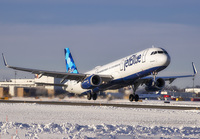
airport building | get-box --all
[185,88,200,95]
[0,76,65,98]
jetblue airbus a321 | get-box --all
[2,47,197,102]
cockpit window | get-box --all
[163,50,168,54]
[151,50,167,55]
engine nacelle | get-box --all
[145,78,165,92]
[81,75,102,89]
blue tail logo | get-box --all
[64,48,79,74]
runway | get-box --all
[0,99,199,110]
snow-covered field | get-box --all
[0,99,200,138]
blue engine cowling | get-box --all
[81,75,102,89]
[145,78,165,92]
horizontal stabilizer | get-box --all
[35,82,68,87]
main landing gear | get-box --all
[129,84,140,102]
[129,94,139,102]
[87,92,97,100]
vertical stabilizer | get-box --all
[64,48,79,74]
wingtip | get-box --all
[2,53,8,67]
[192,62,197,75]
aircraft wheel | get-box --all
[93,93,97,100]
[129,94,135,102]
[87,92,92,100]
[135,94,139,102]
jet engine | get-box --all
[145,78,165,92]
[81,75,102,89]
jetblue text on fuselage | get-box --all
[124,54,141,71]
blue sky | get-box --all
[0,0,200,88]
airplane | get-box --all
[2,47,197,102]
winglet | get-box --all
[192,62,197,75]
[2,53,9,67]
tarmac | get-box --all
[0,99,199,110]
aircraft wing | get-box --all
[2,54,113,83]
[140,62,197,84]
[155,75,195,84]
[141,75,195,84]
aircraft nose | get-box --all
[159,54,171,67]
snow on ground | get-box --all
[0,99,200,138]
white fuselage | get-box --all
[65,47,170,94]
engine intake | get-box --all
[81,75,102,89]
[145,78,165,92]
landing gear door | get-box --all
[142,49,148,63]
